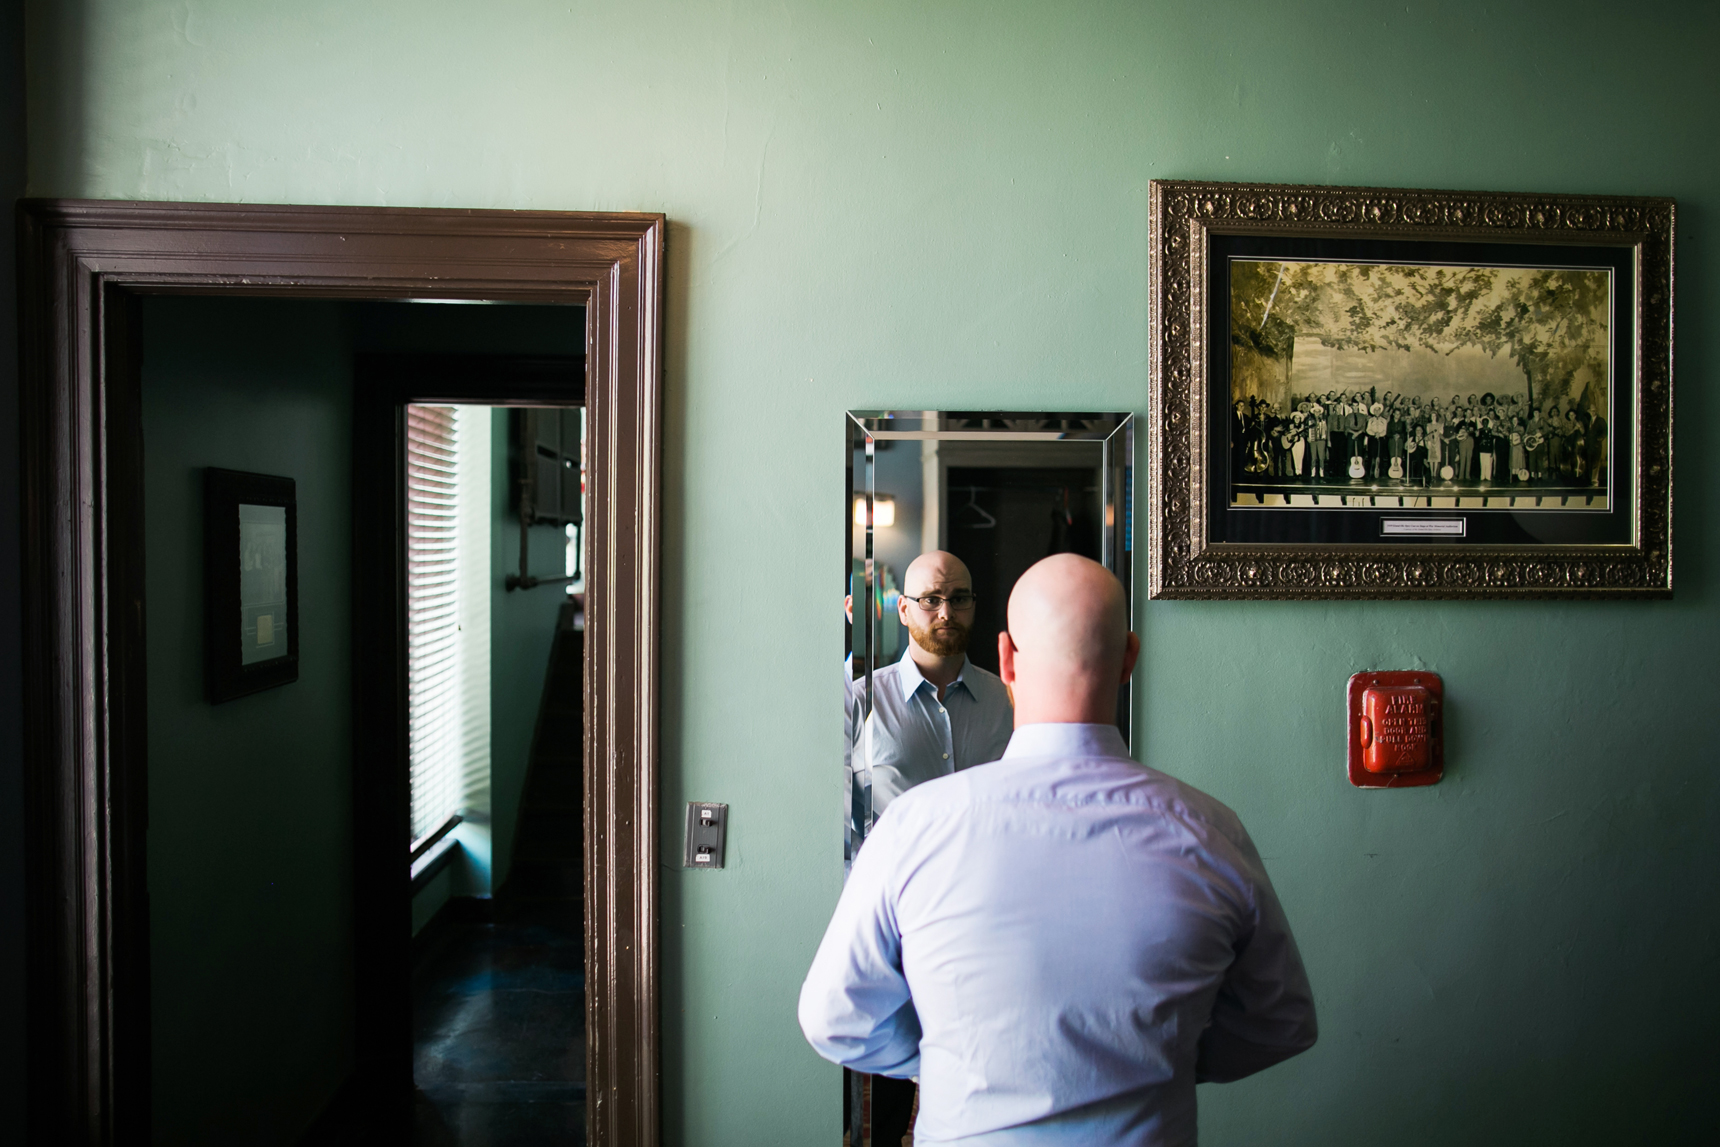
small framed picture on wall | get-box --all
[204,467,299,702]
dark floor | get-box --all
[411,606,586,1146]
[412,899,587,1146]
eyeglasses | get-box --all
[901,591,976,612]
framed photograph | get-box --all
[204,468,299,702]
[1148,180,1673,599]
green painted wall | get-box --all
[32,2,1719,1143]
[142,296,357,1146]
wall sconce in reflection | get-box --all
[853,494,896,529]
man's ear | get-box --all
[1119,631,1141,684]
[997,630,1018,685]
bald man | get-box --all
[803,555,1316,1145]
[854,550,1014,823]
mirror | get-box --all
[840,409,1134,1144]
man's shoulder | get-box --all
[1068,756,1246,829]
[869,659,902,681]
[958,661,1009,701]
[866,659,910,696]
[894,749,1245,834]
[874,758,1264,901]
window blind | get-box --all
[407,405,463,845]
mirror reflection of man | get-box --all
[856,550,1014,824]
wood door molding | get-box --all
[17,199,664,1145]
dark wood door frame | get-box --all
[18,200,664,1145]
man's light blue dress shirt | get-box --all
[800,723,1317,1146]
[855,648,1014,822]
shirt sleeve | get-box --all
[798,814,923,1077]
[1195,829,1319,1083]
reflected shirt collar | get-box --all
[1002,721,1131,761]
[895,647,972,700]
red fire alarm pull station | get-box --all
[1347,671,1443,788]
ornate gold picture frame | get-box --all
[1148,180,1673,599]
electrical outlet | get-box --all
[683,801,728,869]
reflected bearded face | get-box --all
[901,557,976,658]
[908,613,970,656]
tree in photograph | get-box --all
[1231,261,1608,411]
[1347,265,1498,355]
[1233,262,1497,362]
[1228,261,1300,405]
[1453,269,1610,411]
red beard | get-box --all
[909,618,969,656]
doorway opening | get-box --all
[130,290,590,1145]
[347,350,595,1146]
[20,200,662,1146]
[403,400,589,1145]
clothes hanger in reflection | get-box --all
[956,486,997,529]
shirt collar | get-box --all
[896,647,971,700]
[1003,722,1131,761]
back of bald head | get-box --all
[1006,554,1129,685]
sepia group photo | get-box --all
[1228,258,1613,511]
